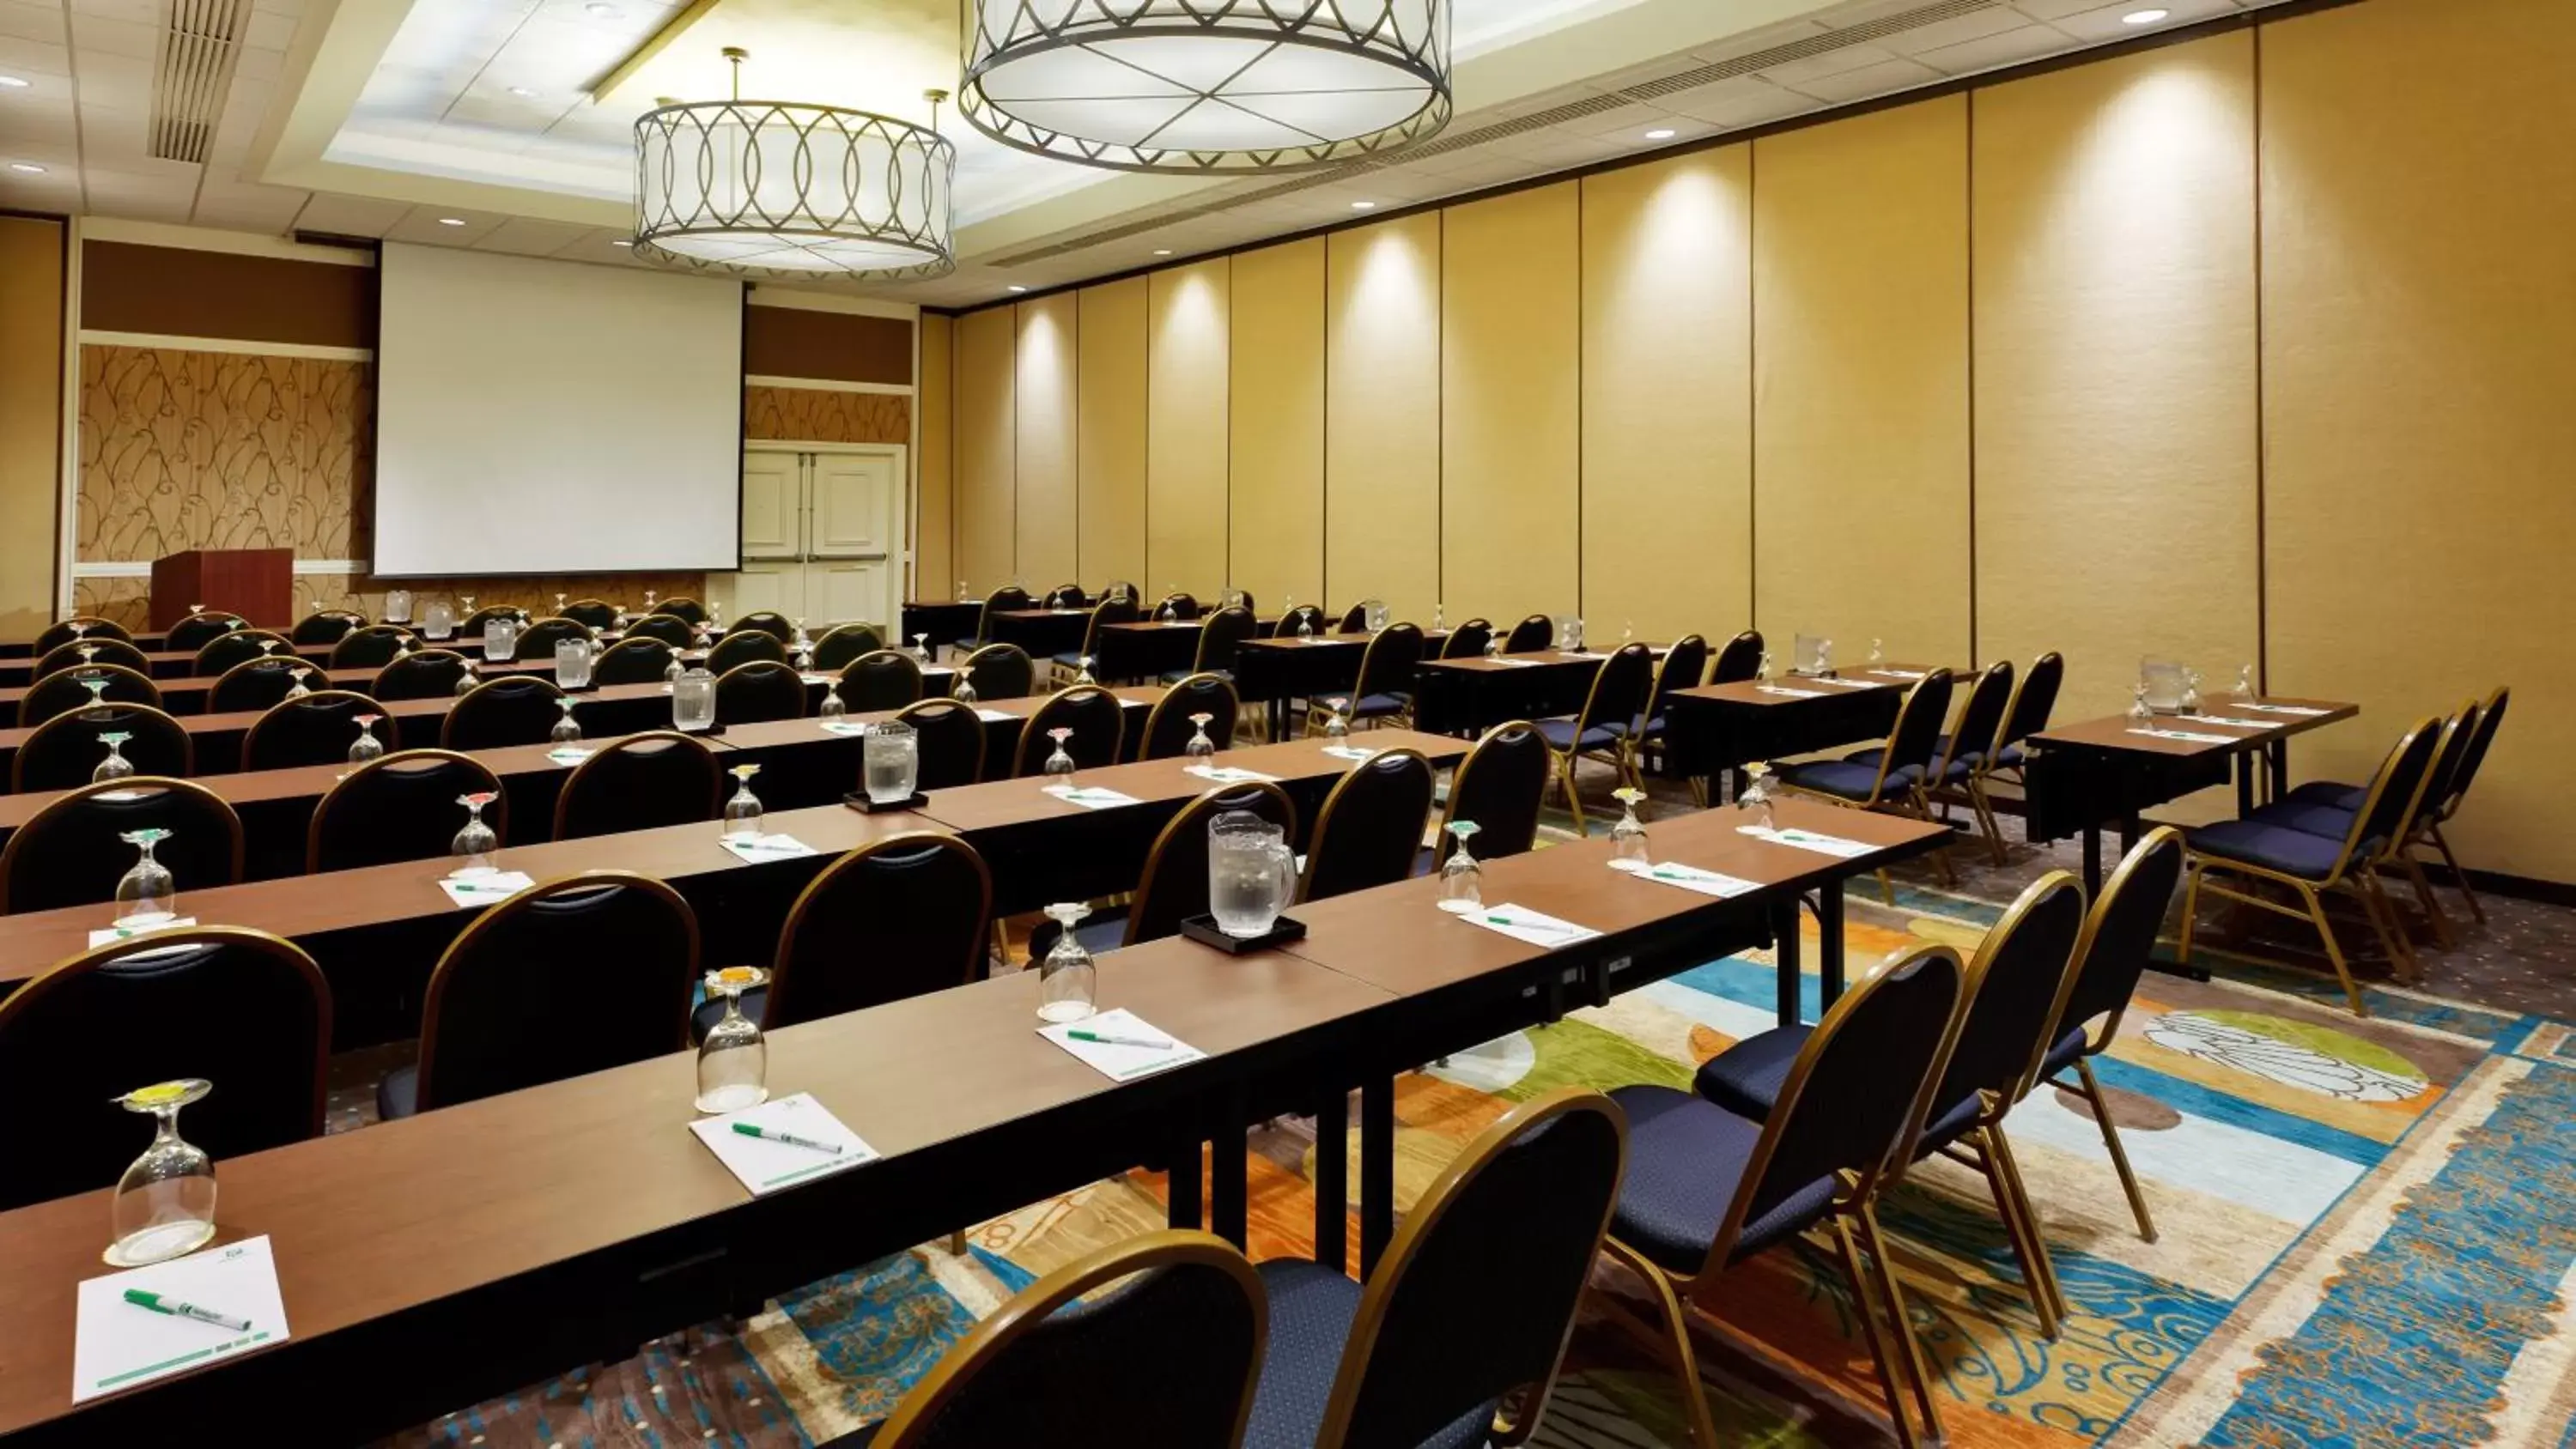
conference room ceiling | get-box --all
[0,0,2295,306]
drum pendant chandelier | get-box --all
[633,48,958,280]
[958,0,1451,174]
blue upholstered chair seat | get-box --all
[2186,819,2350,880]
[1534,718,1624,751]
[1607,1084,1839,1275]
[1995,741,2028,770]
[1847,738,1979,784]
[375,1064,420,1120]
[1350,691,1412,718]
[1774,758,1917,803]
[2246,799,2360,840]
[1242,1259,1494,1449]
[1692,1025,1807,1120]
[1050,650,1089,670]
[2041,1025,2087,1078]
[690,985,771,1045]
[1912,1090,1984,1156]
[2285,780,2367,812]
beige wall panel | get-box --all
[1443,185,1581,632]
[0,217,64,641]
[914,313,954,597]
[955,305,1018,590]
[2263,0,2576,882]
[1974,34,2260,726]
[1076,278,1149,591]
[1325,215,1442,622]
[1228,239,1326,614]
[1581,149,1753,646]
[1146,260,1230,597]
[1013,296,1078,591]
[1753,98,1972,670]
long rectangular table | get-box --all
[1659,665,1935,797]
[0,792,1941,1446]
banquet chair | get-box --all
[1771,670,1959,894]
[1300,749,1434,903]
[708,628,789,675]
[1029,783,1299,961]
[193,629,289,676]
[0,778,243,915]
[370,648,471,700]
[841,650,926,712]
[1535,642,1656,834]
[33,637,149,678]
[289,609,367,646]
[33,615,136,654]
[1012,687,1124,776]
[813,622,886,671]
[328,625,416,670]
[1502,615,1554,653]
[17,663,161,729]
[1160,605,1257,685]
[1312,621,1423,732]
[892,699,987,789]
[959,642,1036,700]
[1053,592,1139,685]
[164,610,245,655]
[442,675,568,749]
[714,660,807,724]
[1428,720,1549,872]
[555,732,724,840]
[241,690,379,770]
[12,704,191,792]
[974,585,1035,646]
[592,636,675,685]
[206,656,313,714]
[699,833,994,1038]
[1144,674,1241,760]
[1440,617,1493,660]
[730,609,796,643]
[310,750,505,873]
[511,616,592,662]
[1986,651,2064,787]
[623,613,696,648]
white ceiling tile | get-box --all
[1913,23,2078,76]
[84,167,198,222]
[2008,0,2130,19]
[289,191,413,236]
[0,2,65,45]
[0,34,72,77]
[385,204,508,245]
[0,94,76,147]
[475,214,593,255]
[1783,56,1945,105]
[234,45,283,84]
[1758,40,1902,88]
[0,167,81,209]
[2047,0,2239,41]
[242,8,295,51]
[191,176,309,233]
[74,101,150,155]
[1887,6,2044,54]
[1549,98,1681,140]
[66,12,156,60]
[1655,76,1815,129]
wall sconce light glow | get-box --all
[1152,248,1172,256]
[1351,200,1376,210]
[507,86,538,98]
[0,76,31,88]
[1644,128,1675,141]
[611,239,634,247]
[9,161,46,173]
[1007,284,1028,293]
[437,216,466,227]
[2122,9,2169,23]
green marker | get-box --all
[1067,1028,1173,1050]
[122,1288,250,1333]
[730,1122,841,1155]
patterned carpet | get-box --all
[375,781,2576,1449]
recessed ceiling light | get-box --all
[507,86,538,98]
[1644,128,1675,141]
[436,216,466,226]
[1152,248,1171,256]
[611,239,634,247]
[2121,9,2169,23]
[585,3,623,16]
[0,76,31,89]
[8,161,46,173]
[1007,284,1028,293]
[1350,200,1376,210]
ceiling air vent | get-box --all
[149,0,253,165]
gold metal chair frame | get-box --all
[2384,688,2504,949]
[1919,662,2016,867]
[1540,642,1655,835]
[309,749,505,873]
[11,700,191,792]
[1146,673,1243,759]
[1587,944,1971,1449]
[0,776,247,913]
[20,662,164,729]
[553,731,722,838]
[2176,714,2445,1017]
[1771,671,1959,898]
[1051,595,1130,688]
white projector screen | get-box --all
[374,243,744,576]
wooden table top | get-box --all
[0,932,1394,1440]
[2030,694,2359,758]
[1418,646,1636,674]
[1671,664,1937,708]
[910,731,1466,834]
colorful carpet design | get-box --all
[382,828,2576,1449]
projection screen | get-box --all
[374,243,744,576]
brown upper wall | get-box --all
[743,303,910,385]
[81,241,375,349]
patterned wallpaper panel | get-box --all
[744,385,909,445]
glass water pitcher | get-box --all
[1207,810,1296,939]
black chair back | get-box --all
[164,612,246,654]
[371,647,471,700]
[841,649,925,712]
[1881,669,1957,779]
[329,625,414,670]
[2048,828,2185,1063]
[457,605,528,637]
[769,834,993,1028]
[13,704,191,792]
[193,629,289,676]
[2346,718,2444,865]
[1080,593,1140,658]
[1276,603,1328,638]
[0,779,244,915]
[1143,674,1240,760]
[33,616,135,655]
[0,928,327,1212]
[289,609,367,646]
[1649,634,1710,719]
[1948,659,2016,769]
[731,610,795,642]
[1502,615,1554,653]
[1928,873,2087,1116]
[1442,618,1492,659]
[1335,600,1372,634]
[512,616,592,662]
[960,642,1035,700]
[1574,643,1656,739]
[21,664,161,727]
[310,750,505,872]
[556,731,723,839]
[1710,629,1764,684]
[561,598,620,630]
[442,675,567,749]
[1015,687,1125,775]
[1043,583,1086,609]
[813,622,885,670]
[35,638,149,678]
[1193,606,1258,675]
[1127,785,1297,947]
[241,690,378,770]
[1302,749,1435,903]
[623,613,696,648]
[1153,591,1200,621]
[1999,650,2064,751]
[892,700,987,789]
[1355,622,1425,699]
[413,874,697,1112]
[715,660,806,724]
[976,586,1035,644]
[2436,686,2509,820]
[592,636,675,685]
[708,629,788,674]
[206,656,314,714]
[867,1231,1265,1449]
[1437,720,1548,866]
[1726,947,1966,1258]
[1316,1090,1625,1449]
[652,596,708,625]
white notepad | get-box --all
[688,1093,878,1196]
[87,916,199,949]
[719,833,818,861]
[1183,764,1281,784]
[1039,1009,1205,1082]
[74,1236,290,1404]
[1042,785,1140,809]
[1874,669,1929,681]
[2241,702,2331,717]
[2180,715,2274,730]
[1814,677,1880,689]
[1736,824,1875,858]
[439,871,536,907]
[818,720,871,737]
[1756,685,1829,699]
[975,708,1018,724]
[1321,745,1379,762]
[1611,860,1762,898]
[1483,657,1541,668]
[1458,902,1602,948]
[546,746,594,765]
[2128,728,2240,745]
[799,673,835,686]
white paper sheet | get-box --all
[687,1093,878,1196]
[2127,728,2241,745]
[1873,669,1929,681]
[2179,715,2275,730]
[1611,860,1762,898]
[1458,902,1602,948]
[2239,702,2331,717]
[86,916,199,949]
[1042,785,1141,810]
[718,834,818,861]
[1038,1008,1206,1082]
[1320,745,1379,762]
[1755,685,1829,699]
[546,746,594,765]
[1736,824,1876,858]
[818,720,871,737]
[799,673,835,686]
[1183,764,1282,784]
[439,871,537,907]
[73,1236,290,1403]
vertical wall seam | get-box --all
[1965,90,1979,670]
[1745,142,1759,634]
[2252,22,2269,693]
[1574,177,1585,627]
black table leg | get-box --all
[2268,738,2288,803]
[1771,896,1802,1027]
[2081,825,2104,896]
[1166,1134,1203,1231]
[1818,880,1846,1013]
[2236,754,2255,817]
[1359,1072,1395,1276]
[1313,1086,1348,1272]
[1210,1088,1248,1250]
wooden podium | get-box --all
[149,549,294,630]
